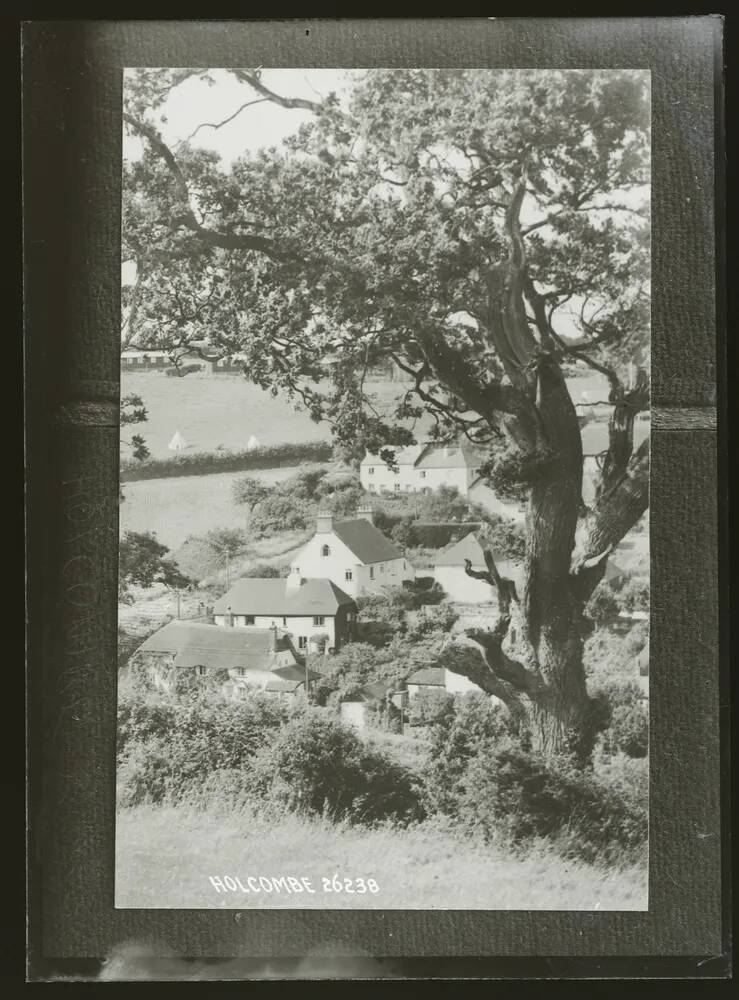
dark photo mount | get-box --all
[24,17,728,980]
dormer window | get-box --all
[321,544,331,557]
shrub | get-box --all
[459,744,648,864]
[246,711,424,825]
[408,688,454,728]
[248,495,312,536]
[120,441,333,481]
[604,704,648,758]
[585,581,620,624]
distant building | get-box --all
[291,508,415,599]
[432,532,523,604]
[405,666,485,699]
[360,440,485,496]
[213,576,358,653]
[129,620,320,698]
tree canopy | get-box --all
[122,68,651,760]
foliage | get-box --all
[585,581,621,624]
[118,530,193,601]
[231,475,270,509]
[458,744,648,864]
[245,711,425,824]
[120,441,333,481]
[116,688,291,807]
[604,704,648,758]
[248,494,313,536]
[408,688,455,728]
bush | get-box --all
[120,441,333,481]
[246,711,425,825]
[408,688,454,728]
[248,494,312,536]
[459,744,648,864]
[116,689,290,806]
[604,704,648,758]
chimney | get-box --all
[357,506,374,524]
[270,624,279,652]
[316,511,334,533]
[286,565,304,590]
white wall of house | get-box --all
[468,479,526,521]
[433,566,494,604]
[361,461,475,496]
[213,613,339,649]
[292,530,414,598]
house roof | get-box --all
[357,681,390,702]
[360,440,484,470]
[407,666,447,687]
[135,620,298,672]
[433,531,487,568]
[580,418,650,457]
[213,577,356,617]
[415,440,484,470]
[264,678,304,693]
[331,518,404,564]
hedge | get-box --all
[120,441,333,482]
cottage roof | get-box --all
[356,681,390,702]
[213,578,356,617]
[433,531,487,568]
[136,620,297,672]
[331,518,404,564]
[580,418,650,457]
[361,440,484,471]
[264,678,304,693]
[407,666,447,687]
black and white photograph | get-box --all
[115,67,651,911]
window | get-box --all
[236,668,247,677]
[370,567,375,580]
[243,615,255,626]
[368,467,375,475]
[195,665,207,676]
[313,616,325,627]
[298,636,308,649]
[380,564,384,574]
[368,483,375,491]
[345,570,353,581]
[282,617,287,627]
[394,483,400,492]
[403,561,406,570]
[420,470,426,479]
[321,544,331,557]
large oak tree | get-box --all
[122,68,650,761]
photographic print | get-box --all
[115,67,651,910]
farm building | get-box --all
[213,575,358,653]
[290,508,414,599]
[129,620,319,698]
[432,532,523,604]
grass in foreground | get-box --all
[115,803,647,910]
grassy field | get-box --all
[115,802,648,910]
[119,465,311,549]
[121,370,612,461]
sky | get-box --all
[122,69,649,342]
[123,68,358,165]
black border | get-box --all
[24,17,729,977]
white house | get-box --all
[290,508,414,599]
[130,620,320,698]
[212,576,357,653]
[433,532,523,604]
[405,666,487,699]
[360,440,484,496]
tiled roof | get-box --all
[433,531,487,568]
[136,620,296,672]
[331,518,404,564]
[361,440,485,471]
[407,666,446,686]
[213,577,355,616]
